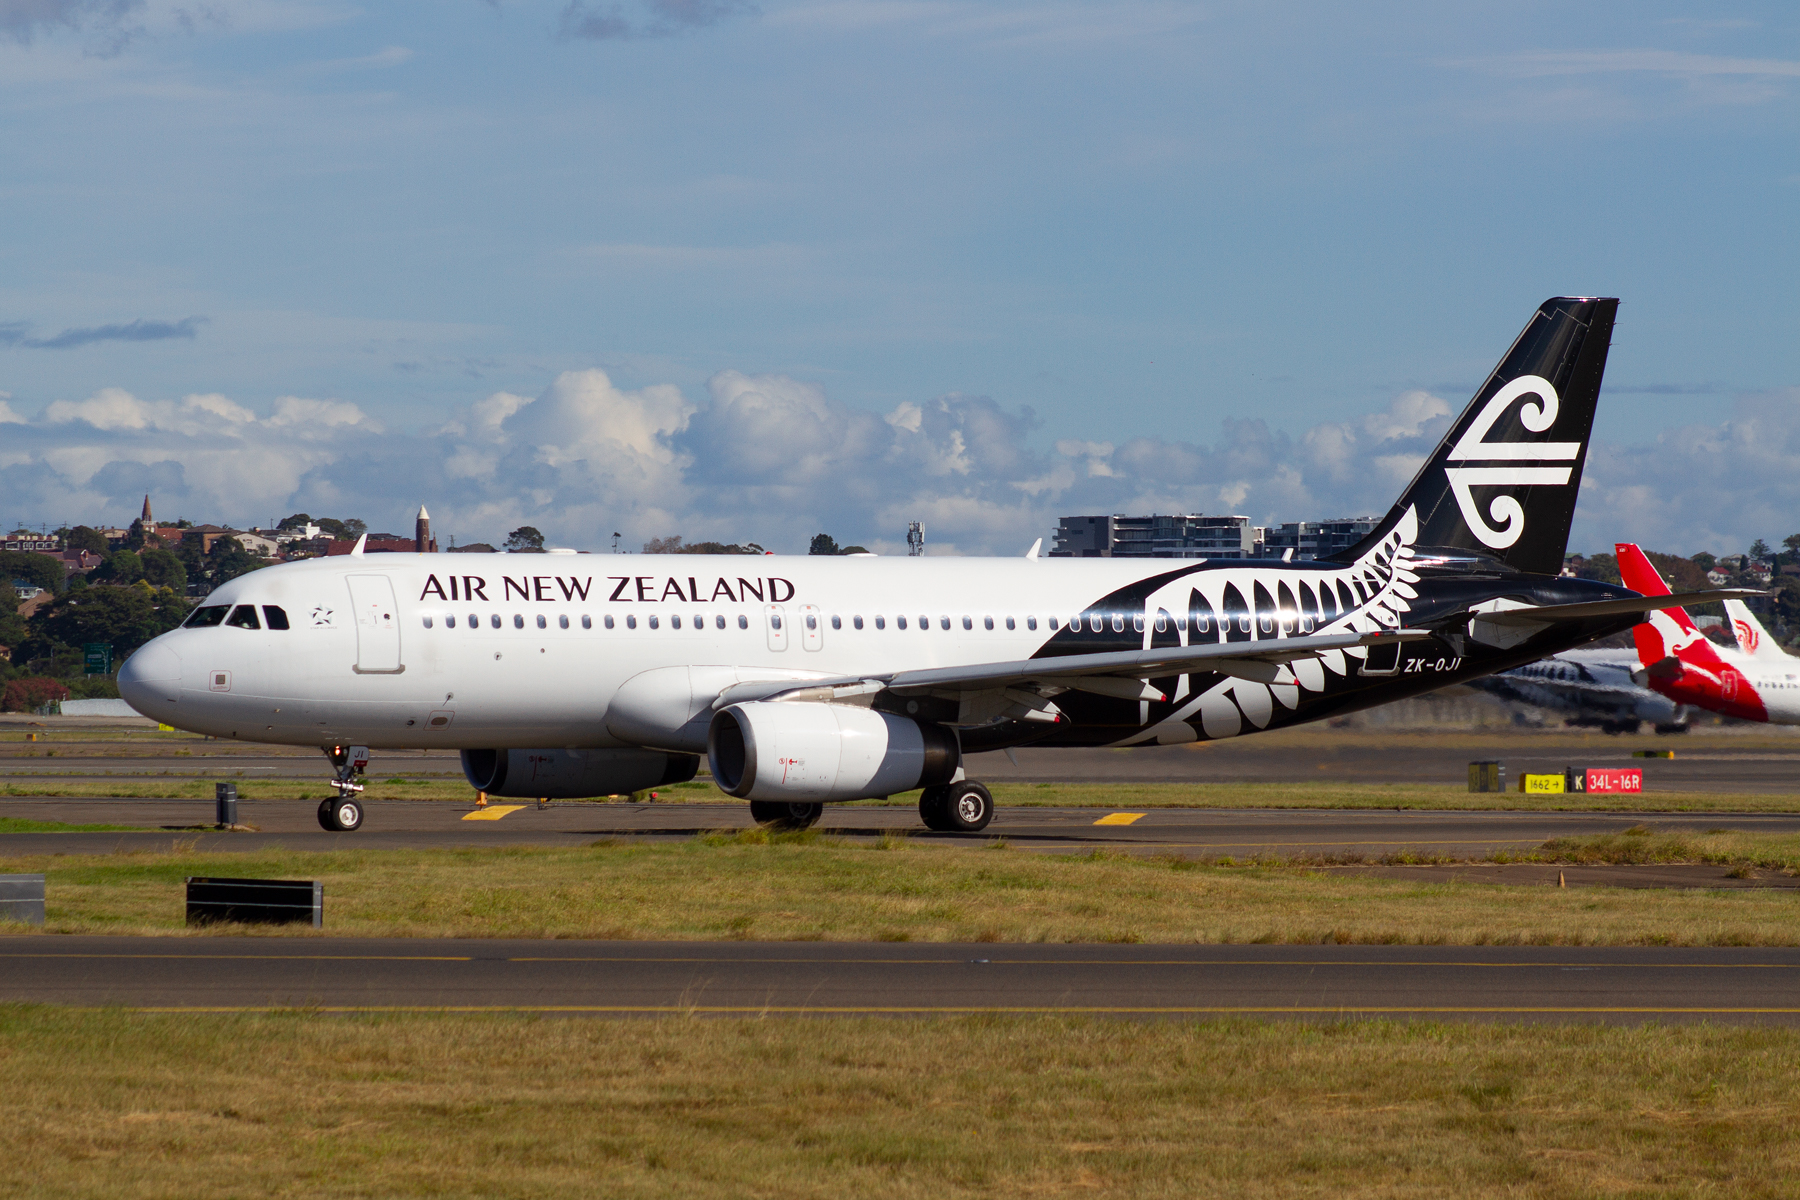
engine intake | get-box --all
[461,748,698,799]
[708,702,959,801]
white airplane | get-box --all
[119,298,1751,833]
[1618,545,1800,725]
[1469,647,1690,734]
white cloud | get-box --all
[1,372,1794,559]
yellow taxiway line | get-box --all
[461,805,526,821]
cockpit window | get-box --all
[262,605,290,630]
[225,605,261,630]
[185,605,230,628]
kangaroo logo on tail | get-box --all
[1443,374,1583,549]
[1734,617,1760,654]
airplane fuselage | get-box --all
[119,546,1640,753]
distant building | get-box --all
[415,505,438,553]
[1260,518,1380,562]
[11,580,41,600]
[1051,514,1262,559]
[2,535,60,553]
[1051,512,1381,561]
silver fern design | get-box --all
[1112,506,1422,746]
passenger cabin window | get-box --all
[514,615,525,629]
[874,616,885,630]
[737,615,748,629]
[853,616,863,630]
[984,616,994,630]
[225,605,261,630]
[1027,617,1037,631]
[897,616,908,630]
[716,615,726,629]
[831,615,842,630]
[185,605,230,628]
[537,615,548,629]
[490,614,501,629]
[422,616,434,629]
[581,615,591,629]
[649,615,660,629]
[446,615,457,629]
[672,615,682,629]
[1004,617,1014,630]
[962,616,973,630]
[263,605,289,630]
[626,615,637,629]
[603,615,614,629]
[1048,617,1058,630]
[559,615,569,629]
[939,616,950,630]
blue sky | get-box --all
[2,1,1797,555]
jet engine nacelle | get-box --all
[707,701,959,802]
[460,747,699,799]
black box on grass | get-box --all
[0,874,45,926]
[215,782,238,826]
[186,878,321,928]
[1467,761,1503,793]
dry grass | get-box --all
[7,835,1800,945]
[3,1009,1800,1198]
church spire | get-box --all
[141,494,153,524]
[415,505,436,553]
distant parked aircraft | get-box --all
[1618,544,1797,725]
[1468,647,1689,735]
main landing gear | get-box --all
[318,744,369,832]
[749,800,824,831]
[919,780,994,833]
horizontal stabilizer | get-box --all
[1467,589,1766,628]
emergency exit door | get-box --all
[346,575,403,673]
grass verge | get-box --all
[0,817,147,833]
[5,835,1800,944]
[3,1009,1799,1198]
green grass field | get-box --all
[4,832,1799,944]
[2,1009,1797,1198]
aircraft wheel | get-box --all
[749,800,822,831]
[938,781,994,834]
[918,785,952,831]
[318,798,364,832]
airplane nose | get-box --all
[118,639,182,715]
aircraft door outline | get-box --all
[765,604,789,652]
[798,604,823,651]
[346,574,404,674]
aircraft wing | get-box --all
[714,627,1433,707]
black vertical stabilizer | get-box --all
[1326,297,1617,576]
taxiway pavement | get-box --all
[6,937,1800,1023]
[6,797,1800,859]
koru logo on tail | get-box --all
[1443,374,1581,549]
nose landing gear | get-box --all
[319,744,370,831]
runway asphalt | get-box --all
[7,722,1800,789]
[7,796,1800,859]
[6,937,1800,1022]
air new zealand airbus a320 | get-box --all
[119,298,1750,833]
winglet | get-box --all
[350,533,368,557]
[1025,538,1042,560]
